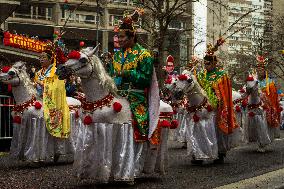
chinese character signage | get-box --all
[3,31,47,53]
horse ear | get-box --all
[86,43,100,57]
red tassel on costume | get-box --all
[13,116,22,124]
[206,105,213,112]
[170,119,179,129]
[248,111,255,117]
[235,105,241,113]
[75,110,80,119]
[7,84,12,93]
[83,115,93,125]
[34,101,42,110]
[159,120,171,128]
[242,99,248,107]
[193,114,200,122]
[113,102,122,112]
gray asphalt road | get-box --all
[1,133,284,189]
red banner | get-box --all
[3,32,47,53]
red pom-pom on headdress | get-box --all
[1,66,11,73]
[166,55,174,63]
[68,50,81,60]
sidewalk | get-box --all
[215,168,284,189]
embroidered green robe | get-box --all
[110,43,154,141]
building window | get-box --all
[109,15,123,26]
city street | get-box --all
[1,132,284,189]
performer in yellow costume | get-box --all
[34,45,70,138]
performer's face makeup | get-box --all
[118,31,134,49]
[204,60,217,72]
[40,52,51,67]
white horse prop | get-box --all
[172,73,218,163]
[245,74,272,152]
[0,61,79,163]
[61,47,136,183]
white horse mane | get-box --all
[12,61,39,98]
[89,55,117,95]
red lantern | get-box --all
[79,41,85,47]
[113,102,122,112]
[235,105,241,113]
[54,31,59,35]
[34,101,42,110]
[159,120,171,128]
[13,116,22,124]
[193,114,200,122]
[83,115,93,125]
[170,119,179,129]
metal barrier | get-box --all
[0,95,15,139]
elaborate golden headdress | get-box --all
[204,37,225,62]
[117,8,144,33]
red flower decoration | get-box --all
[68,50,81,60]
[160,120,171,128]
[206,105,213,112]
[178,74,188,81]
[235,105,241,113]
[113,102,122,112]
[1,66,11,73]
[193,114,200,122]
[83,115,93,125]
[75,110,80,119]
[13,115,22,124]
[170,119,179,129]
[34,101,42,110]
[242,99,248,107]
[246,76,254,81]
[248,111,255,117]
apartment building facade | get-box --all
[1,0,193,67]
[227,0,273,54]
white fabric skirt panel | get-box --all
[133,141,148,178]
[10,112,77,162]
[143,128,169,175]
[170,110,186,142]
[185,114,218,160]
[73,122,135,183]
[248,111,271,147]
